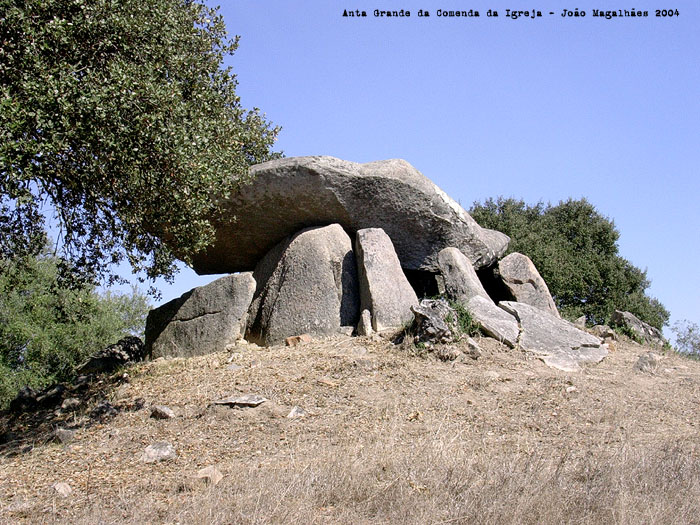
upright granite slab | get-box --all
[499,301,607,372]
[437,247,491,302]
[246,224,359,346]
[355,228,418,332]
[191,156,509,274]
[497,253,560,317]
[146,273,256,358]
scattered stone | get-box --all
[52,482,72,497]
[566,386,578,394]
[355,228,418,332]
[574,316,587,329]
[9,386,39,414]
[90,400,119,420]
[466,296,520,348]
[437,247,491,302]
[150,405,176,420]
[196,465,223,486]
[285,334,313,347]
[464,337,482,360]
[247,224,360,346]
[287,406,306,418]
[410,298,457,345]
[146,273,256,358]
[77,336,145,375]
[435,345,462,361]
[36,384,67,408]
[497,253,560,318]
[592,325,617,340]
[53,428,76,444]
[635,352,662,373]
[61,397,81,411]
[142,442,177,463]
[499,301,608,372]
[190,156,509,274]
[226,363,243,372]
[611,310,666,347]
[357,309,373,336]
[214,394,267,408]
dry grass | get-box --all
[1,335,699,524]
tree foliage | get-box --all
[0,247,150,408]
[0,0,280,285]
[470,197,669,329]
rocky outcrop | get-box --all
[355,228,418,333]
[410,299,458,345]
[437,247,491,303]
[500,301,608,372]
[78,336,146,375]
[246,224,359,345]
[146,274,256,358]
[497,253,559,317]
[466,296,520,348]
[191,156,509,274]
[611,310,666,347]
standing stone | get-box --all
[355,228,418,333]
[497,253,560,318]
[190,156,509,274]
[246,224,359,346]
[146,273,256,358]
[357,309,373,336]
[437,247,491,303]
[499,301,607,372]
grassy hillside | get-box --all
[1,335,699,524]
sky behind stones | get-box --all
[152,0,699,334]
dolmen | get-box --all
[146,156,610,372]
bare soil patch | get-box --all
[1,335,699,524]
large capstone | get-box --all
[191,156,509,274]
[146,273,256,358]
[355,228,418,333]
[246,224,360,346]
[499,301,608,372]
[497,253,560,317]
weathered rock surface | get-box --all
[146,274,255,358]
[196,466,223,486]
[611,310,666,347]
[635,352,662,373]
[214,394,267,408]
[357,309,373,336]
[246,224,359,346]
[466,296,520,348]
[497,253,560,317]
[142,442,177,463]
[77,336,146,375]
[356,228,418,332]
[410,299,458,345]
[437,247,491,303]
[500,301,607,372]
[191,156,509,274]
[150,405,176,420]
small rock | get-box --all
[213,394,267,408]
[54,428,75,444]
[142,442,177,463]
[285,334,313,347]
[435,345,462,361]
[150,405,176,419]
[574,316,587,329]
[464,337,482,359]
[357,309,373,336]
[36,384,67,408]
[9,386,38,414]
[635,352,661,373]
[196,465,223,486]
[592,324,617,340]
[61,397,81,411]
[226,363,243,372]
[566,386,578,394]
[287,406,306,418]
[53,482,72,497]
[90,400,118,420]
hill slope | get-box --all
[1,335,699,524]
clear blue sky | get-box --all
[149,1,699,334]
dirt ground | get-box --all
[1,334,699,524]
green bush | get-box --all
[470,197,670,329]
[0,250,150,408]
[672,320,700,359]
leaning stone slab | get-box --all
[190,156,509,274]
[500,301,607,372]
[466,296,520,348]
[437,247,491,302]
[146,273,256,358]
[497,253,560,317]
[246,224,359,346]
[611,310,666,347]
[356,228,418,332]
